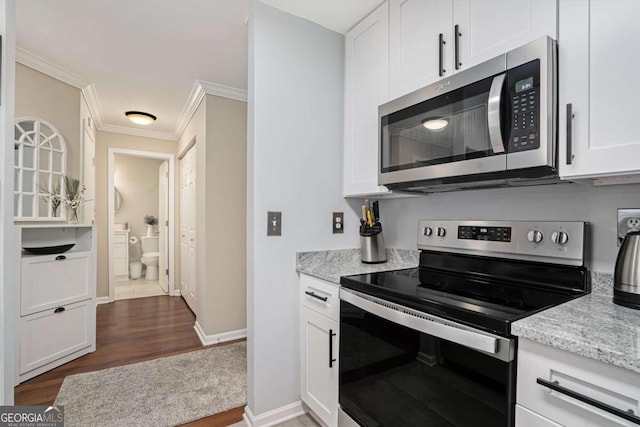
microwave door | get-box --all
[379,74,508,186]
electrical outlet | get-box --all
[333,212,344,234]
[267,211,281,236]
[617,208,640,245]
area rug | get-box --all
[55,342,246,427]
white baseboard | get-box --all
[243,401,306,427]
[193,321,247,346]
[173,289,181,296]
[96,297,110,305]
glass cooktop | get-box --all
[340,252,589,337]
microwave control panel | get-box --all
[508,60,540,153]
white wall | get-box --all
[247,2,361,416]
[381,182,640,273]
[0,0,16,404]
[114,154,163,262]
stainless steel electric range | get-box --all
[338,220,589,427]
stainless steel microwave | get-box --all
[379,36,557,193]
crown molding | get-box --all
[173,79,247,141]
[16,47,90,89]
[99,124,177,141]
[173,80,207,142]
[198,80,248,102]
[81,84,105,128]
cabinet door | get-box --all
[389,0,453,99]
[559,0,640,180]
[516,405,562,427]
[453,0,556,71]
[344,2,392,198]
[20,300,91,375]
[300,307,339,427]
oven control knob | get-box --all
[423,226,433,237]
[436,227,446,237]
[527,230,543,244]
[552,231,569,245]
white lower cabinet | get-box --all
[16,225,96,384]
[20,300,92,375]
[516,339,640,427]
[300,274,340,427]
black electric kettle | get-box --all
[614,231,640,309]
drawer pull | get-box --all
[537,378,640,425]
[305,291,328,302]
[55,255,67,261]
[53,307,66,314]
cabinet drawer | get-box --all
[20,300,92,375]
[114,233,128,244]
[517,339,640,427]
[300,274,340,321]
[21,252,91,316]
[516,404,562,427]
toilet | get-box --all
[140,236,160,281]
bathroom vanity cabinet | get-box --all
[15,225,97,384]
[114,229,130,281]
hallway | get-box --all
[15,296,245,426]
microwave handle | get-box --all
[487,73,506,154]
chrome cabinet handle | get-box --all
[537,378,640,425]
[566,103,574,165]
[329,329,336,368]
[487,73,507,154]
[454,24,461,70]
[305,291,328,302]
[438,33,446,77]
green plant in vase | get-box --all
[63,176,86,223]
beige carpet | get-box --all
[55,342,246,427]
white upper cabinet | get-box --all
[344,2,392,198]
[388,0,557,100]
[559,0,640,180]
[453,0,557,72]
[389,0,452,99]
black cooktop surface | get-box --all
[340,252,589,337]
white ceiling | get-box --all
[16,0,250,140]
[259,0,385,34]
[15,0,381,141]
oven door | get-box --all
[339,289,516,427]
[379,55,508,187]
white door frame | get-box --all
[107,148,176,302]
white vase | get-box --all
[146,224,154,237]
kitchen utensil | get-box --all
[614,230,640,309]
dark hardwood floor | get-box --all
[14,295,245,426]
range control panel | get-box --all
[508,60,541,153]
[458,226,512,242]
[417,220,586,266]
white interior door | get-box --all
[179,146,196,312]
[158,161,169,293]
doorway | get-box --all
[108,148,175,302]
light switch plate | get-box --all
[617,208,640,245]
[267,211,281,236]
[333,212,344,234]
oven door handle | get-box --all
[487,73,506,154]
[340,289,500,356]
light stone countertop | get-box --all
[512,272,640,374]
[296,248,419,284]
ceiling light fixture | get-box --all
[125,111,157,125]
[422,118,449,131]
